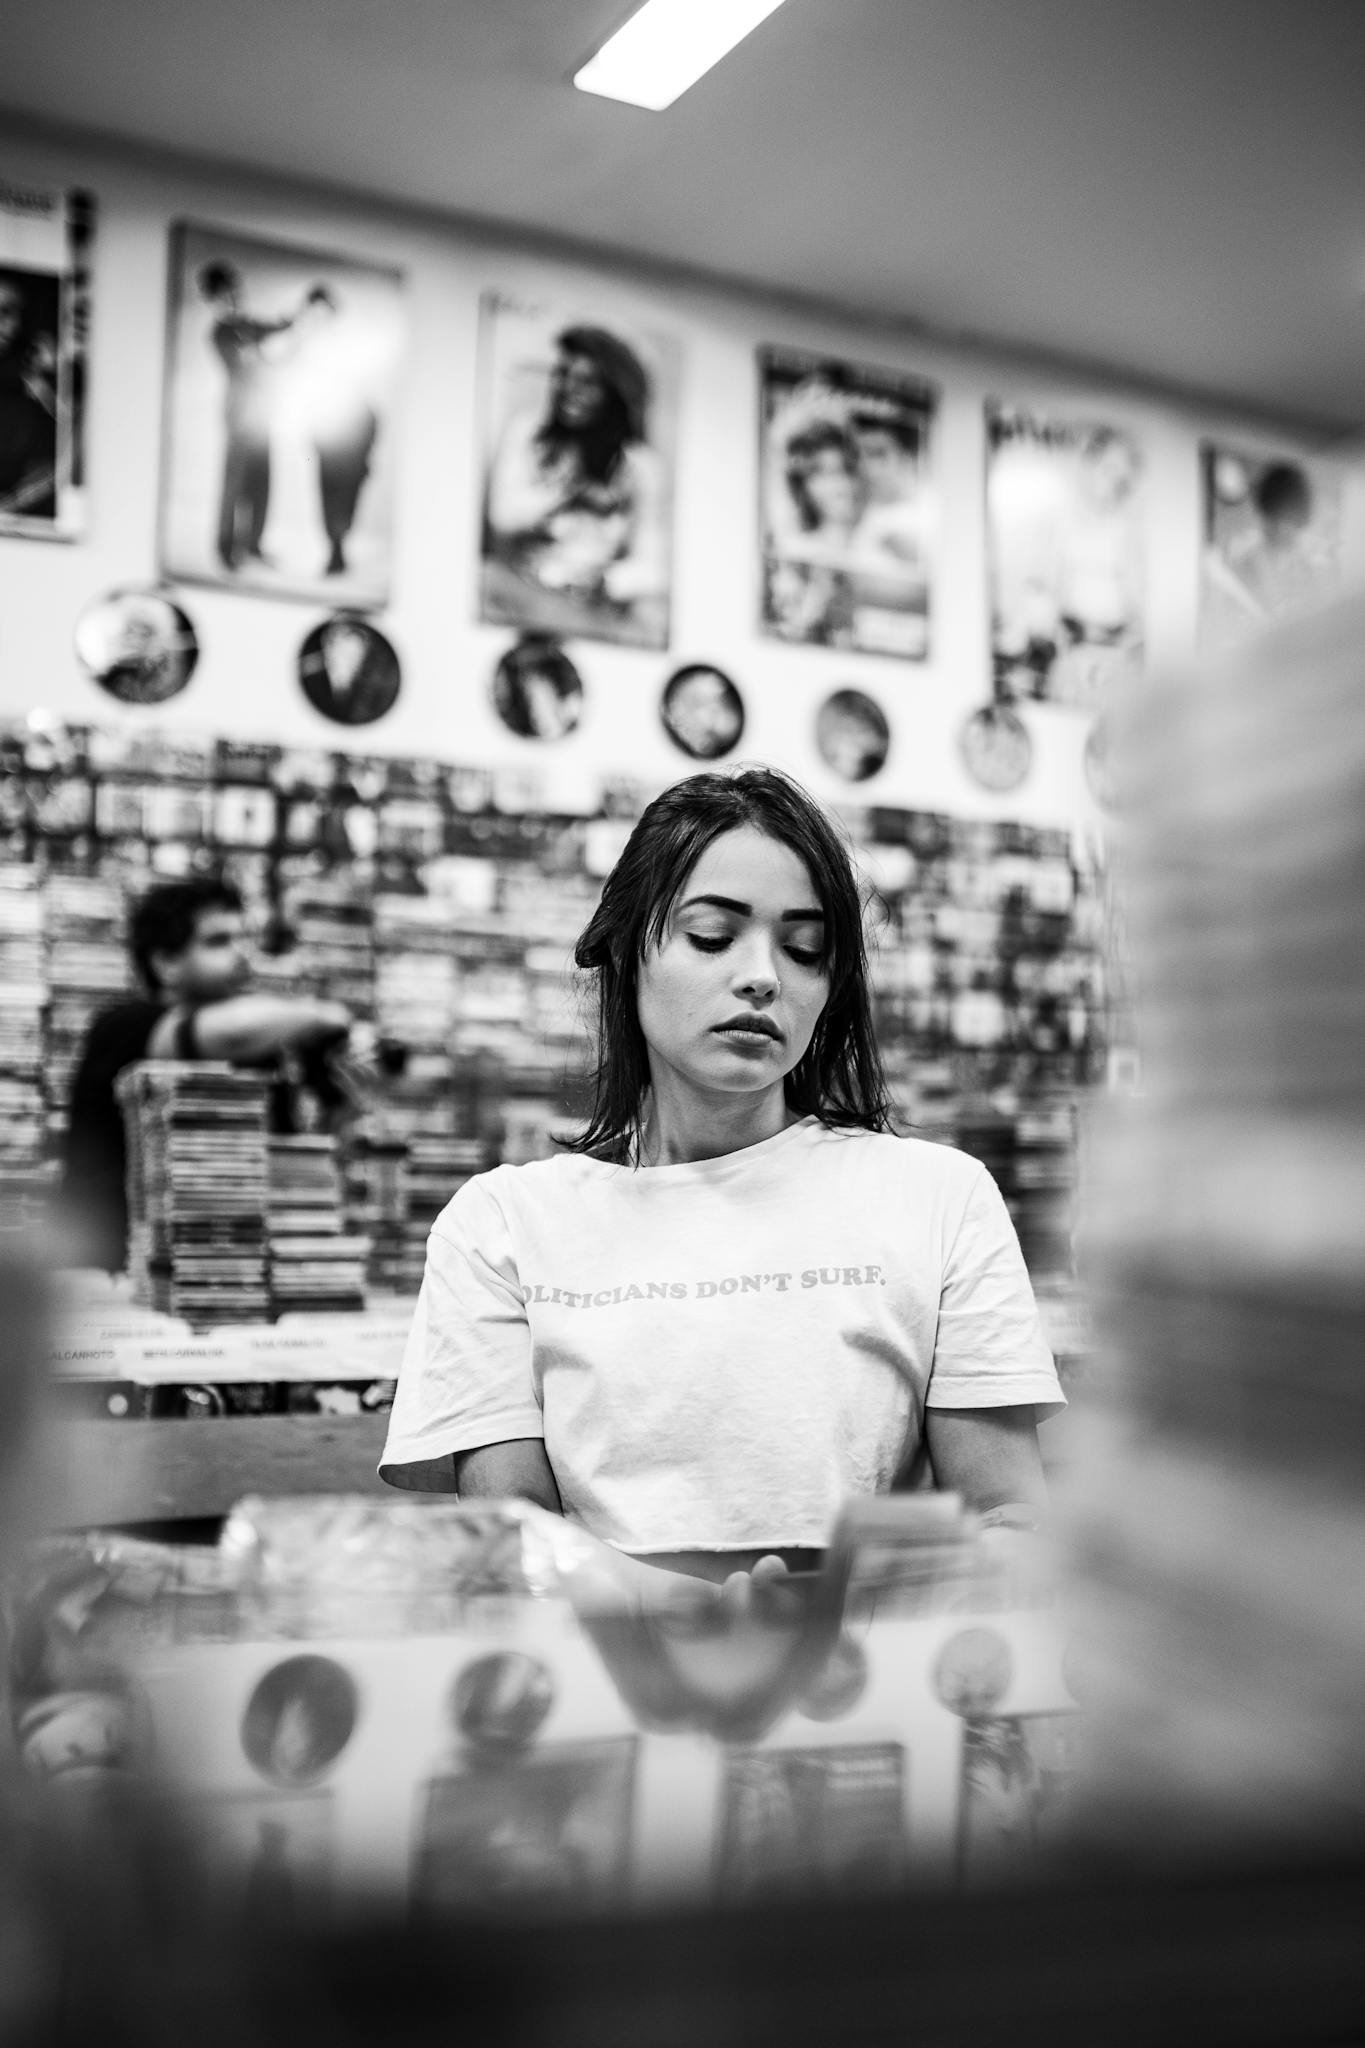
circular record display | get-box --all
[660,663,745,760]
[298,612,401,727]
[958,702,1033,794]
[491,634,584,741]
[74,587,199,705]
[815,687,890,783]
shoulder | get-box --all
[809,1121,984,1181]
[428,1153,606,1239]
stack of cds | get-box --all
[1075,591,1365,1858]
[0,872,47,1177]
[283,877,375,1012]
[374,893,460,1054]
[44,874,131,1109]
[346,1136,411,1294]
[117,1062,270,1327]
[405,1134,483,1251]
[267,1134,369,1313]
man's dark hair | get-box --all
[130,876,243,992]
[564,766,894,1163]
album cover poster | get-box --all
[957,1711,1081,1884]
[477,292,679,650]
[759,346,936,658]
[1199,442,1340,651]
[159,222,408,605]
[0,178,94,539]
[986,403,1145,709]
[716,1743,906,1900]
[190,1790,336,1921]
[412,1738,638,1912]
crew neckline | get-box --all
[586,1113,825,1181]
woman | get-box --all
[483,324,666,618]
[766,420,865,645]
[380,768,1061,1582]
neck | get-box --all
[637,1076,797,1168]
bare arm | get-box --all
[453,1438,563,1515]
[148,994,351,1064]
[924,1404,1048,1518]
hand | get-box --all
[716,1551,792,1618]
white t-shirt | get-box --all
[379,1117,1062,1553]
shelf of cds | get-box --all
[1,715,1110,1350]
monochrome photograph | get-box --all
[0,178,93,539]
[1200,442,1340,649]
[478,292,678,649]
[760,345,935,657]
[986,403,1145,708]
[160,222,407,604]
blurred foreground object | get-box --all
[5,1494,1073,1918]
[1073,589,1365,1860]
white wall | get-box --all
[1,122,1360,831]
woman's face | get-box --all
[668,673,739,754]
[802,445,862,529]
[551,350,607,431]
[636,826,831,1107]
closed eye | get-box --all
[685,933,825,968]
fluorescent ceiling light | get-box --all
[573,0,788,112]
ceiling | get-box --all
[7,0,1365,437]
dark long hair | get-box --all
[563,766,894,1162]
[537,325,649,488]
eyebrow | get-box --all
[678,893,825,921]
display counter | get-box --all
[44,1290,416,1526]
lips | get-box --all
[714,1014,782,1041]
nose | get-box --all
[732,936,782,1000]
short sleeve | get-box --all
[378,1177,542,1491]
[926,1162,1065,1418]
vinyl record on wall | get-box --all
[74,586,199,705]
[958,702,1033,794]
[660,662,745,760]
[490,634,584,741]
[815,687,889,783]
[297,611,401,726]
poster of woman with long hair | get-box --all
[478,293,678,650]
[0,178,93,540]
[759,346,936,658]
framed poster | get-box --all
[986,403,1145,709]
[759,346,935,657]
[1200,443,1340,649]
[0,178,94,539]
[159,222,407,605]
[477,292,678,650]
